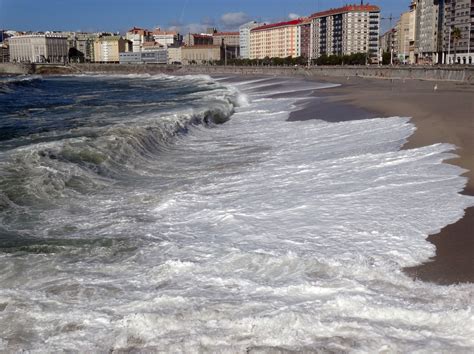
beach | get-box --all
[287,75,474,285]
[1,72,474,350]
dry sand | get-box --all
[290,76,474,285]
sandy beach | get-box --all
[288,75,474,285]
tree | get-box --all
[451,27,462,64]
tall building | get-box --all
[414,0,443,64]
[394,10,414,63]
[310,4,380,62]
[298,19,312,60]
[93,36,129,63]
[249,19,303,59]
[442,0,473,64]
[239,21,262,59]
[8,34,68,63]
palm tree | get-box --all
[451,27,462,64]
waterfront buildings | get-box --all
[239,21,262,59]
[152,29,182,47]
[213,32,240,46]
[8,34,68,63]
[184,33,213,46]
[414,0,443,64]
[181,45,222,64]
[126,27,153,53]
[297,19,312,60]
[119,49,167,64]
[310,4,380,62]
[0,44,9,63]
[93,36,130,63]
[213,32,240,59]
[167,45,182,64]
[443,0,473,64]
[249,19,303,59]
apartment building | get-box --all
[298,19,312,59]
[249,19,303,59]
[239,21,262,59]
[9,34,68,63]
[126,27,153,52]
[443,0,473,64]
[93,36,129,63]
[310,4,380,61]
[413,0,443,63]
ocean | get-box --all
[0,74,473,352]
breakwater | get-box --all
[2,62,473,83]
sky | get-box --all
[1,0,411,34]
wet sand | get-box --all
[288,76,474,285]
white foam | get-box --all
[0,75,473,352]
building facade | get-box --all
[93,36,129,63]
[181,45,222,64]
[119,49,167,64]
[239,21,262,59]
[414,0,443,64]
[167,46,182,64]
[394,10,413,63]
[8,34,68,63]
[126,27,153,53]
[442,0,473,64]
[250,19,303,59]
[184,33,213,46]
[152,29,182,47]
[213,32,240,46]
[297,19,312,59]
[310,4,380,62]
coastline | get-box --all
[5,67,472,285]
[288,76,474,285]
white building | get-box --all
[239,21,262,59]
[152,29,181,47]
[9,34,68,63]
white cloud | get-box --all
[288,13,301,20]
[220,12,250,28]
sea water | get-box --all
[0,74,473,352]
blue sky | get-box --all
[1,0,410,33]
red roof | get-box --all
[128,27,152,35]
[310,4,380,19]
[252,19,304,31]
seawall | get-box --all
[2,63,473,83]
[0,63,35,75]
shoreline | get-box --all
[288,75,474,285]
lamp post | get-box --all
[447,26,451,64]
